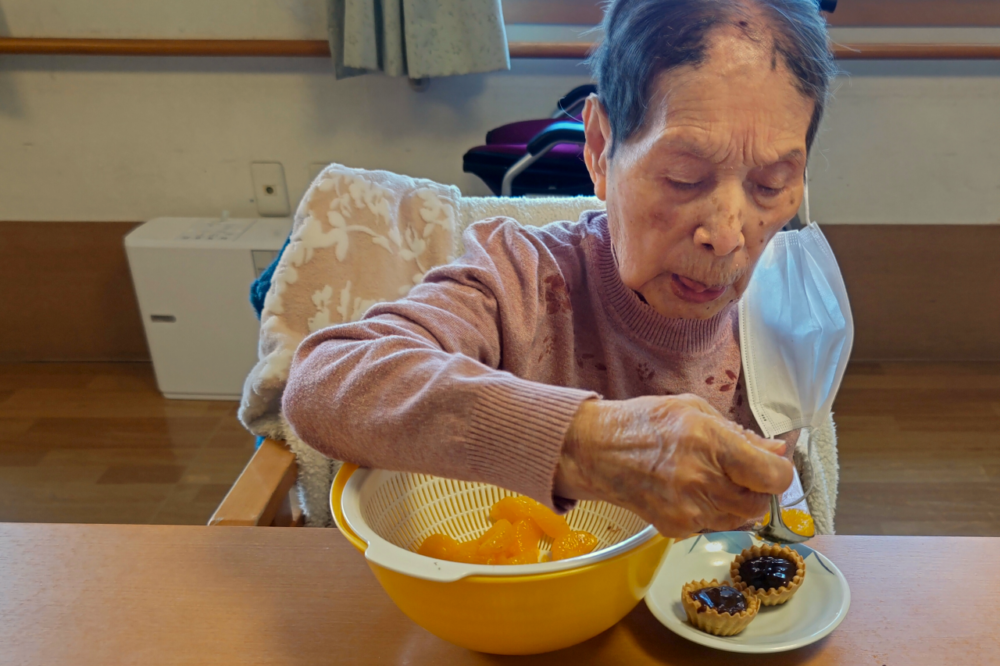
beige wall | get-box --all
[1,4,998,361]
[0,55,595,221]
[0,0,328,39]
[1,0,999,225]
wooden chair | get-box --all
[209,439,303,527]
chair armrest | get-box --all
[526,121,586,156]
[500,121,587,196]
[208,438,299,526]
[555,84,596,118]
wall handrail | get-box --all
[1,38,999,60]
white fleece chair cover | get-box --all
[239,163,839,532]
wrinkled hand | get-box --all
[555,395,794,538]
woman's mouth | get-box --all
[671,274,729,304]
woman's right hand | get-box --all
[554,395,794,538]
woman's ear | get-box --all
[582,94,612,201]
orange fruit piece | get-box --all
[455,538,482,563]
[508,519,543,556]
[551,530,599,561]
[477,519,516,563]
[490,496,538,524]
[529,503,571,540]
[506,550,540,565]
[761,508,815,537]
[417,533,461,560]
[504,519,542,563]
[782,508,816,537]
[490,495,570,540]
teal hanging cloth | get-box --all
[327,0,509,79]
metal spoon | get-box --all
[755,494,812,545]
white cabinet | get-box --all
[125,217,292,400]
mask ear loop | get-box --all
[803,168,813,227]
[779,169,815,511]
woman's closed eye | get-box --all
[755,183,785,197]
[667,178,703,192]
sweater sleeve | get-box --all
[282,218,597,508]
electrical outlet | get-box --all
[250,162,291,217]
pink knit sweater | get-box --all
[284,211,760,509]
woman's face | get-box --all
[583,26,815,320]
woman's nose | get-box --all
[693,190,746,257]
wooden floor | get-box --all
[0,363,256,525]
[834,362,1000,536]
[0,361,998,534]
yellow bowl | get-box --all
[331,463,672,655]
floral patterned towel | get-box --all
[239,164,460,445]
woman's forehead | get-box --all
[634,35,814,168]
[634,99,811,169]
[648,131,806,170]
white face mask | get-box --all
[738,178,854,438]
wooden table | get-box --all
[1,525,998,665]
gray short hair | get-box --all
[588,0,837,156]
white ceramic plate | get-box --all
[645,532,850,654]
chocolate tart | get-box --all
[730,544,805,606]
[680,579,761,636]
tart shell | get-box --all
[730,544,806,606]
[681,579,761,636]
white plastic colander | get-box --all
[337,468,658,583]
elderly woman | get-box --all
[284,0,837,538]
